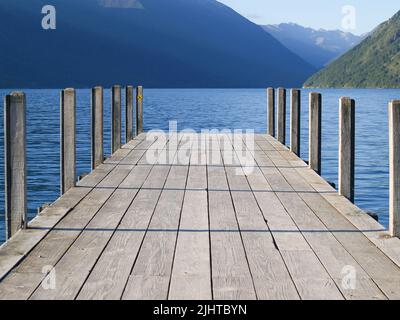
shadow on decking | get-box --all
[29,227,386,233]
[73,186,336,194]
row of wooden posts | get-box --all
[2,87,400,240]
[4,85,144,239]
[267,88,399,238]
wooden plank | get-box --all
[0,142,145,300]
[77,167,170,300]
[122,144,189,300]
[60,88,76,194]
[207,139,256,300]
[0,135,149,285]
[339,97,355,202]
[281,175,400,298]
[239,138,346,299]
[273,138,400,273]
[78,137,178,300]
[125,86,134,143]
[248,168,314,252]
[169,190,211,300]
[0,188,114,300]
[169,142,211,300]
[224,163,299,300]
[207,133,223,167]
[256,171,343,299]
[389,100,400,237]
[208,191,256,299]
[91,86,103,170]
[299,192,398,300]
[29,189,140,300]
[111,85,122,153]
[259,138,397,299]
[4,92,27,238]
[29,145,156,300]
[241,137,351,299]
[278,190,387,300]
[309,92,322,174]
[104,148,131,164]
[3,132,400,300]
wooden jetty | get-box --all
[0,88,400,300]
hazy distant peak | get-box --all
[98,0,144,9]
[304,9,400,88]
[261,23,363,68]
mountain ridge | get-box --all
[304,11,400,88]
[0,0,315,88]
[262,23,363,68]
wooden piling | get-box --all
[91,87,103,170]
[60,88,76,195]
[111,85,122,153]
[126,86,134,142]
[389,100,400,237]
[309,92,322,175]
[339,97,355,202]
[267,88,275,137]
[136,86,143,135]
[290,89,301,156]
[4,92,27,239]
[277,88,286,144]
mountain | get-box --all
[304,11,400,88]
[0,0,315,88]
[262,23,363,68]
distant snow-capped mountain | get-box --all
[262,23,364,68]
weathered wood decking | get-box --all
[1,132,400,300]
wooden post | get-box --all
[91,86,103,170]
[339,97,355,202]
[290,89,301,156]
[60,88,76,195]
[126,86,134,143]
[111,85,122,153]
[267,88,275,137]
[277,88,286,144]
[4,92,27,239]
[309,92,322,175]
[136,86,143,136]
[389,100,400,237]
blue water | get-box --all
[0,88,398,243]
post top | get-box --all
[291,88,300,93]
[339,96,355,102]
[9,91,25,97]
[63,88,75,93]
[5,92,26,105]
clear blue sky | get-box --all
[218,0,399,35]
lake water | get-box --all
[0,88,399,244]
